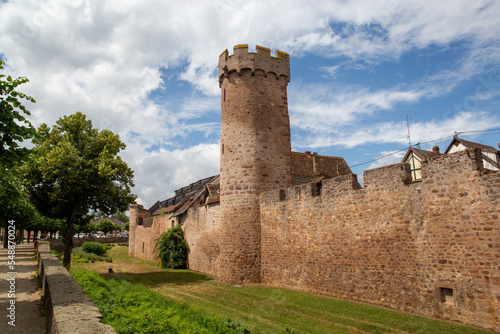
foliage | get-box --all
[74,221,97,235]
[22,112,136,268]
[0,167,36,226]
[111,211,129,224]
[71,270,251,334]
[0,59,36,167]
[72,248,111,263]
[82,242,106,256]
[97,219,115,236]
[0,60,44,242]
[156,225,189,269]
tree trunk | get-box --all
[2,227,7,249]
[27,230,31,243]
[63,212,75,269]
[16,227,23,245]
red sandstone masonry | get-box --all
[218,45,292,283]
[183,203,222,276]
[260,149,500,332]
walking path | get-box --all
[0,242,45,334]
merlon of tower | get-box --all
[218,44,290,86]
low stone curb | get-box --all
[37,241,116,334]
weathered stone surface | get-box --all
[260,149,500,332]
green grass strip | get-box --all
[71,270,251,334]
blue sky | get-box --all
[1,0,499,206]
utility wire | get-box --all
[348,128,500,169]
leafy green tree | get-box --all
[97,219,115,236]
[0,59,36,167]
[113,222,122,232]
[0,166,38,246]
[0,60,36,246]
[111,210,129,224]
[155,226,189,269]
[23,112,136,268]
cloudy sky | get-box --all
[1,0,500,207]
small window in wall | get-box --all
[142,242,145,254]
[279,189,286,201]
[440,288,454,304]
[312,182,322,197]
[171,220,175,228]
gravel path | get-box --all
[0,242,45,334]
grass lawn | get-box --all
[71,245,491,334]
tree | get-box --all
[111,210,129,224]
[0,168,36,246]
[0,59,36,167]
[23,112,136,268]
[0,60,36,246]
[97,219,115,236]
[155,226,189,269]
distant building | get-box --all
[402,136,500,181]
[402,146,440,181]
[444,136,500,171]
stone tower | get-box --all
[218,45,293,283]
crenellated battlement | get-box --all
[219,44,290,86]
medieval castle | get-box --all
[129,45,500,331]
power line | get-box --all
[349,147,409,168]
[348,128,500,169]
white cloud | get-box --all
[295,111,500,150]
[289,83,423,133]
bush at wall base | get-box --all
[155,226,189,269]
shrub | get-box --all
[72,248,111,262]
[82,242,106,256]
[155,226,189,269]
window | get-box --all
[440,288,454,304]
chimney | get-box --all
[432,146,440,155]
[313,152,318,176]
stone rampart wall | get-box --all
[128,202,222,275]
[37,241,116,333]
[129,213,170,261]
[260,149,499,332]
[183,203,221,276]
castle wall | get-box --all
[260,149,500,332]
[128,203,222,275]
[128,204,170,261]
[183,203,221,276]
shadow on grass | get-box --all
[99,269,213,288]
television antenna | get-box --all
[401,113,419,147]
